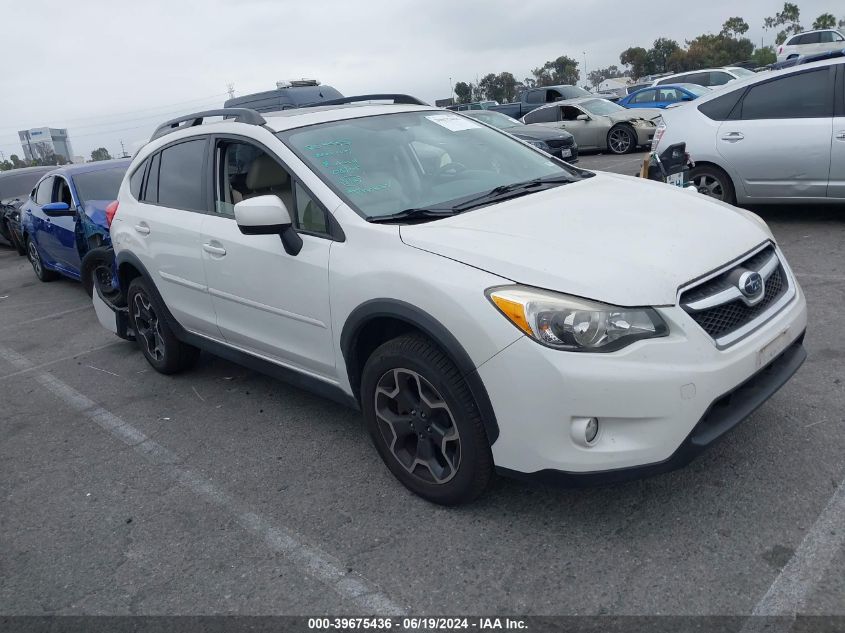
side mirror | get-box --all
[681,95,693,101]
[234,194,302,256]
[576,114,590,121]
[42,202,74,217]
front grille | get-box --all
[680,245,791,345]
[546,138,574,149]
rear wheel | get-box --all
[607,125,637,154]
[26,237,58,282]
[361,334,493,505]
[689,164,736,204]
[127,277,199,374]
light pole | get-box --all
[583,51,588,89]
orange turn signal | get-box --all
[490,294,534,336]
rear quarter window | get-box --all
[697,90,744,120]
[129,160,148,200]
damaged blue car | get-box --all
[20,159,130,293]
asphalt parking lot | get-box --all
[1,152,843,617]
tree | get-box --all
[721,17,749,38]
[764,2,802,45]
[620,47,650,79]
[647,38,681,74]
[751,46,777,66]
[532,55,580,87]
[0,160,12,171]
[812,13,836,29]
[496,72,517,103]
[10,154,25,169]
[91,148,112,162]
[522,77,536,89]
[587,65,620,89]
[454,81,473,104]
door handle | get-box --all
[202,243,227,256]
[835,131,845,141]
[720,132,744,142]
[134,224,150,235]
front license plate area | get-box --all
[757,330,790,369]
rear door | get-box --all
[131,138,219,335]
[716,66,834,200]
[200,136,335,378]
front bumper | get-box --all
[478,281,807,479]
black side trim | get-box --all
[114,251,357,409]
[498,331,807,488]
[340,299,500,444]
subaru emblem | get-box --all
[738,271,763,297]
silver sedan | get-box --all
[521,98,663,154]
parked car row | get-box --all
[1,88,811,506]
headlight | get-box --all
[526,139,550,152]
[487,285,668,352]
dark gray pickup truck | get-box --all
[490,85,592,119]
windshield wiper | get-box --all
[451,175,574,212]
[367,207,456,224]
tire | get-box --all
[607,125,637,155]
[127,277,199,374]
[361,334,493,505]
[689,164,736,205]
[26,237,58,282]
[81,247,122,304]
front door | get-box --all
[200,137,336,379]
[716,66,834,200]
[45,176,82,275]
[828,65,845,198]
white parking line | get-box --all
[0,343,407,615]
[0,340,123,381]
[750,478,845,617]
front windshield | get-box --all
[72,165,128,202]
[580,99,626,116]
[279,111,581,219]
[466,111,522,129]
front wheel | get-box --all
[127,277,199,374]
[26,238,58,282]
[689,164,736,204]
[361,334,493,505]
[607,125,637,154]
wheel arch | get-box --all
[340,299,500,444]
[689,160,740,202]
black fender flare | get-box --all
[340,299,500,444]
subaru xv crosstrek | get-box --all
[92,100,807,505]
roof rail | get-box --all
[150,108,266,141]
[299,94,429,108]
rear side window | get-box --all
[157,140,207,211]
[631,90,656,103]
[525,90,543,104]
[524,107,558,123]
[35,177,53,204]
[740,69,831,120]
[142,153,161,203]
[129,160,148,200]
[697,90,744,120]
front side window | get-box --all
[525,90,543,104]
[157,140,207,211]
[740,69,831,120]
[214,141,293,217]
[580,99,625,116]
[833,32,844,42]
[55,178,73,206]
[73,166,127,203]
[35,177,54,205]
[278,110,580,219]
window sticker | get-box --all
[425,114,482,132]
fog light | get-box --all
[585,417,599,444]
[570,417,600,447]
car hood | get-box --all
[607,108,663,123]
[399,173,770,306]
[510,125,575,142]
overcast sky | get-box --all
[0,0,837,160]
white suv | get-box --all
[777,29,845,62]
[93,98,807,504]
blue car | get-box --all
[20,160,130,287]
[617,83,711,109]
